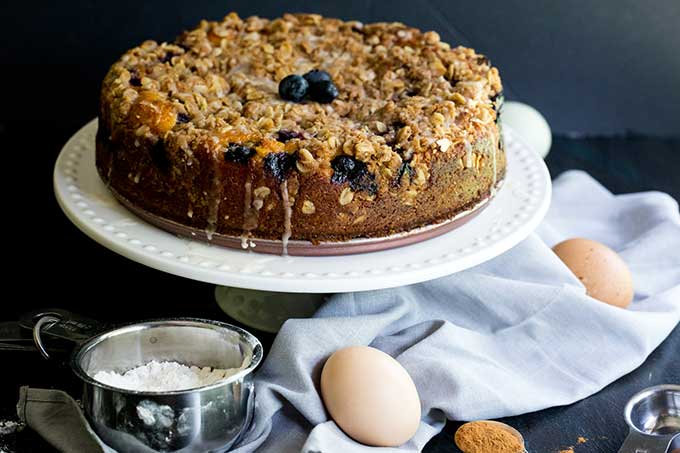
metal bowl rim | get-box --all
[623,384,680,436]
[70,317,263,396]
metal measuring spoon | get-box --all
[455,420,528,453]
[618,384,680,453]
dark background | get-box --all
[1,0,679,137]
[0,2,678,452]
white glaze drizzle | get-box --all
[280,180,292,256]
[241,178,259,249]
[240,177,268,249]
[240,180,253,249]
[205,157,222,241]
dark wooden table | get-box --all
[0,82,678,453]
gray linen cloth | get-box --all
[19,171,680,452]
[234,170,680,452]
[17,387,114,453]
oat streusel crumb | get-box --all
[97,12,506,247]
[100,12,502,191]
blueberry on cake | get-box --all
[96,13,505,252]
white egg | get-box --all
[320,345,421,447]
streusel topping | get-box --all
[101,13,502,191]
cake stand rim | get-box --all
[53,118,551,293]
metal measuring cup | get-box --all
[618,384,680,453]
[25,310,263,452]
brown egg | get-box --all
[552,238,634,308]
[320,346,421,447]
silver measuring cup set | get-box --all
[26,311,262,452]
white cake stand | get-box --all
[54,118,551,331]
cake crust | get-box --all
[97,13,505,245]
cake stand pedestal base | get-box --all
[214,286,328,333]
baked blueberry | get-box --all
[224,144,255,165]
[264,152,298,181]
[330,156,357,184]
[303,69,332,85]
[279,75,308,102]
[331,156,377,194]
[277,129,305,142]
[308,80,339,103]
[176,112,191,124]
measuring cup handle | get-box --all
[617,428,676,453]
[20,309,107,360]
[33,315,61,360]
